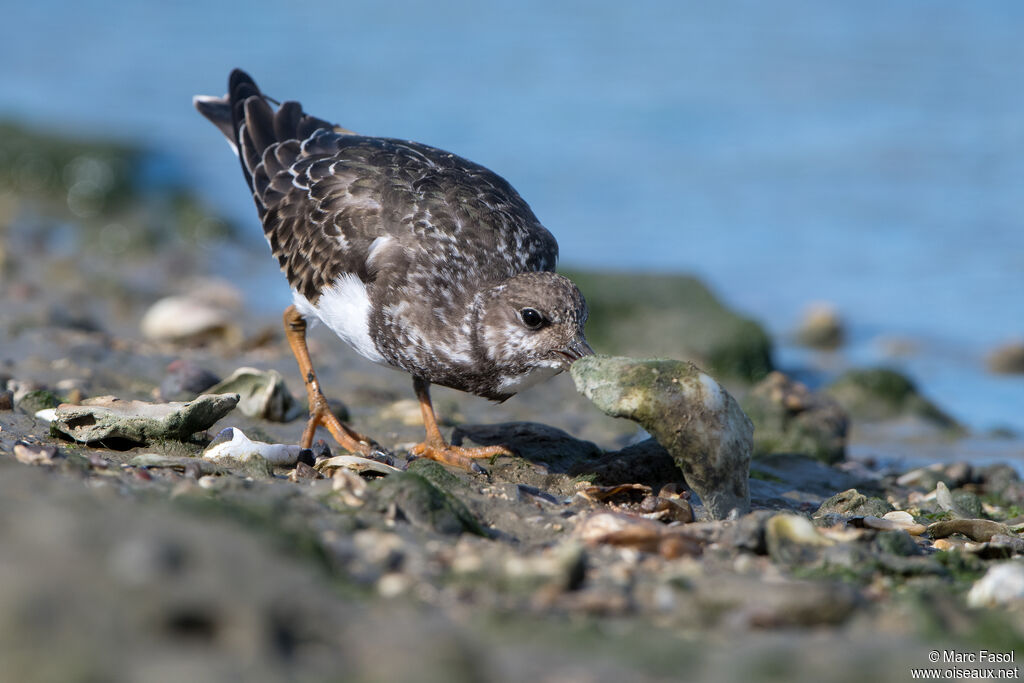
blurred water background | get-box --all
[2,0,1022,434]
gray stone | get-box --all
[571,356,752,519]
[372,472,483,536]
[825,367,959,430]
[741,372,848,463]
[874,530,923,557]
[793,302,845,350]
[130,453,226,475]
[765,513,834,566]
[49,393,239,445]
[967,562,1024,608]
[814,489,893,519]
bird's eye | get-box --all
[519,307,544,330]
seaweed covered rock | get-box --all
[567,271,773,382]
[571,355,752,519]
[742,371,848,463]
[825,368,959,430]
[0,120,234,251]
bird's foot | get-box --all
[410,442,512,473]
[301,400,383,457]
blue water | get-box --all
[2,0,1022,432]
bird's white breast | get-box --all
[291,275,386,365]
[494,361,564,397]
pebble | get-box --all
[13,441,61,466]
[158,359,220,401]
[140,295,236,344]
[986,340,1024,375]
[794,301,844,349]
[966,562,1024,608]
[575,511,702,558]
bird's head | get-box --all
[475,272,593,395]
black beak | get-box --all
[556,337,595,366]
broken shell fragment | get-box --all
[203,427,301,465]
[315,455,403,477]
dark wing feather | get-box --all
[196,69,558,305]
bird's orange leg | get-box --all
[283,305,378,453]
[410,376,511,471]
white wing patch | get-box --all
[292,275,386,365]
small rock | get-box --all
[330,468,368,506]
[814,489,893,519]
[379,399,431,427]
[928,518,1011,543]
[13,441,61,466]
[765,514,834,566]
[0,390,14,410]
[978,464,1023,504]
[373,472,482,536]
[206,367,304,422]
[157,359,221,401]
[140,295,237,345]
[883,510,916,524]
[794,302,844,350]
[130,453,225,475]
[897,463,973,491]
[986,341,1024,375]
[203,427,301,465]
[693,574,859,628]
[289,461,322,481]
[934,482,983,518]
[50,393,239,445]
[578,483,652,504]
[15,388,63,415]
[966,562,1024,608]
[575,511,702,558]
[873,530,923,557]
[741,372,848,463]
[571,355,752,520]
[825,367,959,430]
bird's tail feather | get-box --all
[193,69,338,195]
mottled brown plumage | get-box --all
[195,70,592,467]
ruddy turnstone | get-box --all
[194,70,593,469]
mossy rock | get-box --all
[16,389,63,415]
[825,368,959,430]
[741,372,847,464]
[0,120,235,251]
[371,472,484,536]
[565,270,773,382]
